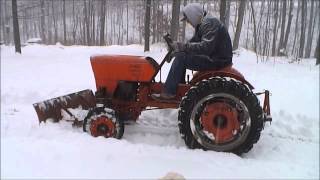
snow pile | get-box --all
[1,44,319,179]
[26,38,42,44]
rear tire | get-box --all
[83,107,124,139]
[178,77,263,155]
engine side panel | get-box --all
[90,55,158,94]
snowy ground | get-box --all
[1,44,319,179]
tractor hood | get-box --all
[90,55,159,94]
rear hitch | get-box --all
[256,90,272,125]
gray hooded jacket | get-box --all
[182,4,233,63]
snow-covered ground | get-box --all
[1,44,319,179]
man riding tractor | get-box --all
[152,3,233,101]
[33,3,272,155]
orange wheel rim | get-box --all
[200,102,240,143]
[90,116,116,138]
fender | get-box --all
[190,65,254,89]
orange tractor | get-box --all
[33,34,271,154]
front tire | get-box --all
[83,107,124,139]
[178,77,263,155]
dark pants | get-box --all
[164,52,231,95]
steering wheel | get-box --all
[149,34,174,81]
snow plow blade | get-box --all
[33,89,96,123]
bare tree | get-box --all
[262,0,272,59]
[283,0,293,53]
[12,0,21,53]
[278,0,286,55]
[233,0,247,50]
[51,0,58,44]
[225,0,231,30]
[271,0,279,56]
[220,0,227,25]
[91,1,95,45]
[84,0,90,45]
[1,0,319,59]
[316,33,319,65]
[144,0,151,52]
[152,0,157,43]
[40,0,46,43]
[299,0,307,58]
[291,0,301,56]
[250,0,257,55]
[99,0,106,46]
[126,0,129,44]
[171,0,180,41]
[305,0,315,58]
[62,0,66,44]
[181,0,187,42]
[1,1,6,44]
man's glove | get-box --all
[171,41,185,53]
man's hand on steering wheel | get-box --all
[163,34,186,63]
[164,34,185,54]
[170,42,185,54]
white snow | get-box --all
[1,44,319,179]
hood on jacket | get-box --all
[181,3,204,27]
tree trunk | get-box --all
[262,0,272,58]
[291,0,301,56]
[310,2,319,57]
[117,3,121,45]
[12,0,21,53]
[63,0,67,44]
[245,7,251,49]
[84,0,90,45]
[144,0,151,52]
[278,0,286,55]
[315,33,319,65]
[256,0,266,54]
[225,0,231,30]
[232,0,247,50]
[159,1,164,42]
[47,1,52,44]
[40,0,46,43]
[181,0,187,42]
[152,0,157,43]
[105,1,109,45]
[82,0,86,45]
[126,0,129,44]
[99,0,106,46]
[250,0,257,54]
[91,2,95,45]
[283,0,293,53]
[23,9,29,41]
[138,1,142,44]
[51,0,58,44]
[271,0,279,56]
[1,0,8,45]
[72,0,77,44]
[299,0,307,58]
[220,0,227,25]
[305,0,315,58]
[170,0,180,41]
[110,3,114,44]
